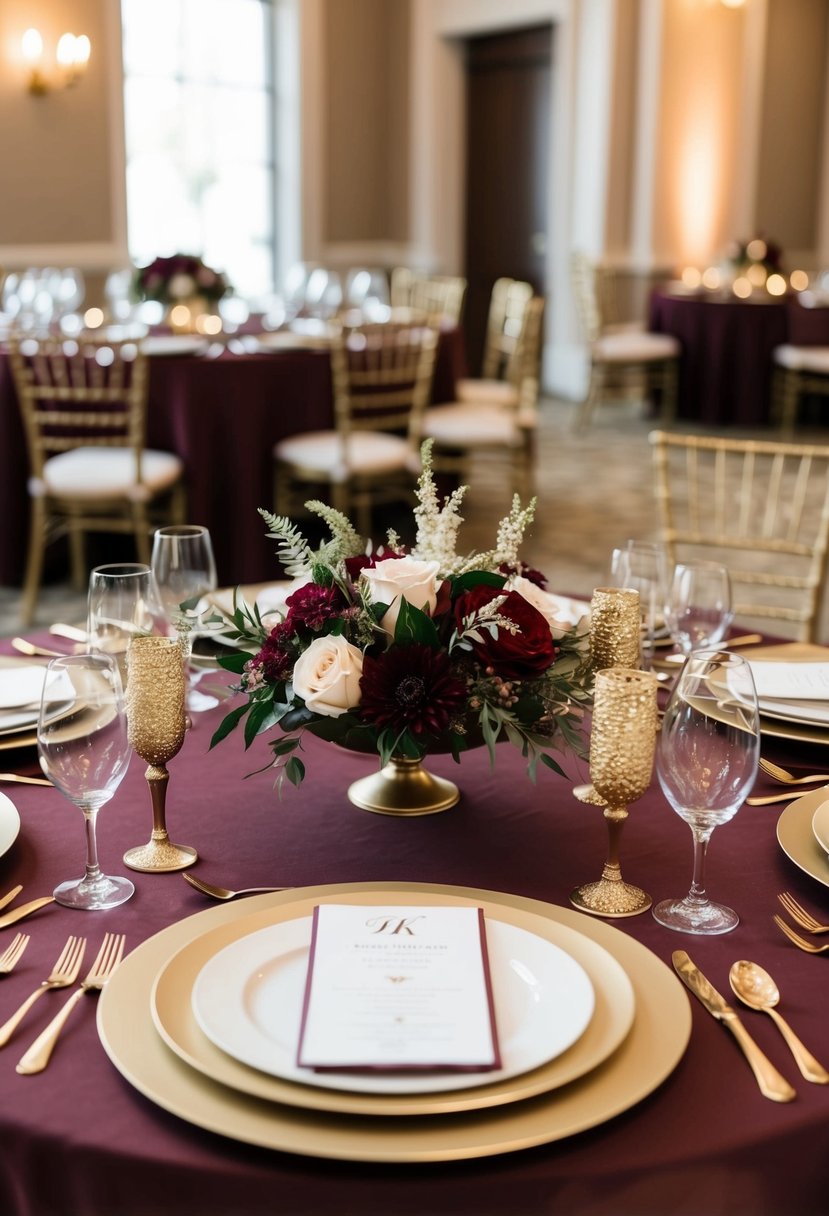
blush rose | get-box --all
[292,635,364,717]
[360,556,441,634]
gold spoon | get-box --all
[729,960,829,1084]
[182,872,292,901]
[746,787,828,806]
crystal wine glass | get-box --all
[665,560,734,655]
[150,525,219,713]
[37,654,134,910]
[87,563,163,682]
[654,649,760,934]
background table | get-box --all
[0,329,465,590]
[648,290,829,426]
[0,637,828,1215]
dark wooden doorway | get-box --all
[463,25,552,376]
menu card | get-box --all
[296,904,501,1072]
[748,661,829,701]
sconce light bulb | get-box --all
[56,33,77,69]
[21,28,44,65]
[74,35,91,68]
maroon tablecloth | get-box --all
[1,638,828,1215]
[648,290,829,426]
[0,330,465,590]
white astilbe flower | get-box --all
[410,440,536,577]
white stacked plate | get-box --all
[98,881,691,1162]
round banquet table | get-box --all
[1,635,829,1216]
[648,289,829,427]
[0,328,465,590]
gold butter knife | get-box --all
[0,897,55,930]
[0,885,23,913]
[672,950,796,1102]
[746,786,828,806]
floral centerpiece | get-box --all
[132,253,229,307]
[211,442,592,813]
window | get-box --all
[121,0,275,298]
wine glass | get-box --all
[87,563,163,681]
[37,654,135,910]
[150,525,219,712]
[665,560,734,655]
[612,541,669,668]
[654,649,760,934]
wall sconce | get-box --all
[22,28,91,95]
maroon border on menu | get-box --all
[296,904,502,1073]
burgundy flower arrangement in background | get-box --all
[211,442,592,793]
[132,253,230,306]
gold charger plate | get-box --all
[776,786,829,887]
[98,881,690,1163]
[151,898,636,1116]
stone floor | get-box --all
[1,394,825,638]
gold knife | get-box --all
[0,897,55,929]
[672,950,796,1103]
[0,885,23,913]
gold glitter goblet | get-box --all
[574,587,642,807]
[123,635,197,872]
[571,667,658,918]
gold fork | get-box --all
[0,933,30,976]
[778,892,829,935]
[0,935,86,1047]
[16,933,124,1074]
[773,914,829,954]
[760,759,829,785]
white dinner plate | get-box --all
[758,697,829,728]
[0,792,21,858]
[776,786,829,887]
[191,915,595,1096]
[0,665,58,709]
[140,335,208,357]
[811,799,829,858]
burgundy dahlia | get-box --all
[498,562,548,589]
[360,644,466,737]
[285,582,346,632]
[252,621,294,682]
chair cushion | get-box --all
[773,344,829,374]
[274,430,418,481]
[593,331,680,362]
[455,378,519,407]
[422,404,529,448]
[41,447,183,501]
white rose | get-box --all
[360,556,441,634]
[508,576,576,640]
[292,635,363,717]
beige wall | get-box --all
[756,0,828,256]
[323,0,409,247]
[0,0,116,252]
[0,0,826,291]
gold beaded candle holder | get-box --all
[123,635,197,872]
[574,587,643,807]
[571,667,658,918]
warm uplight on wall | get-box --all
[21,27,91,95]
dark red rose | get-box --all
[252,620,294,682]
[454,585,556,679]
[498,562,548,589]
[360,644,466,737]
[344,550,406,584]
[285,582,346,632]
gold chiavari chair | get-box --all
[9,333,186,626]
[389,268,467,326]
[273,321,439,536]
[572,251,679,431]
[771,343,829,436]
[421,296,545,499]
[455,277,534,403]
[649,429,829,642]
